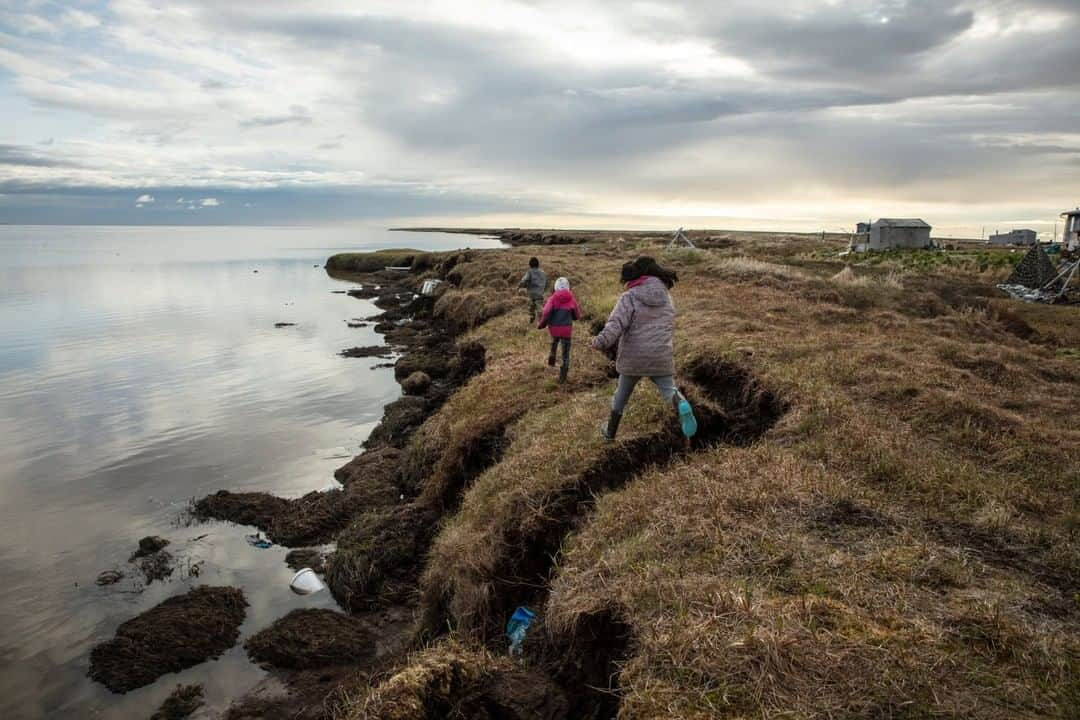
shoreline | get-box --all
[188,248,492,717]
[87,232,1080,719]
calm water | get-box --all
[0,226,501,719]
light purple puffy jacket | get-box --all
[591,276,675,377]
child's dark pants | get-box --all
[548,337,571,381]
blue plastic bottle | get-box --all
[506,606,535,656]
[678,397,698,438]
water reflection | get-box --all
[0,226,501,719]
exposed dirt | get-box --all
[194,491,288,531]
[326,503,438,612]
[285,548,327,574]
[194,489,362,547]
[364,396,428,449]
[340,346,394,359]
[401,370,432,395]
[150,684,204,720]
[393,348,451,380]
[130,536,170,559]
[245,609,378,669]
[334,446,403,491]
[543,609,632,720]
[684,358,789,444]
[418,425,509,511]
[132,550,176,584]
[347,641,569,720]
[89,586,246,693]
[411,360,788,718]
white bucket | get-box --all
[289,568,326,595]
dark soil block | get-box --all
[333,446,403,489]
[326,504,436,611]
[194,491,289,530]
[195,489,364,547]
[365,396,428,449]
[401,370,432,395]
[284,548,326,574]
[129,535,170,560]
[89,586,247,693]
[244,609,376,669]
[340,345,394,359]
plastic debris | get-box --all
[506,606,535,656]
[420,279,443,296]
[246,533,273,549]
[678,398,698,438]
[289,568,326,595]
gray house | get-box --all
[989,229,1037,246]
[1063,209,1080,251]
[868,218,932,250]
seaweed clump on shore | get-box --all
[245,608,377,669]
[194,489,363,547]
[89,586,247,693]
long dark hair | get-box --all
[625,256,677,289]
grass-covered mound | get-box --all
[324,249,426,274]
[320,236,1076,718]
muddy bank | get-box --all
[89,586,246,693]
[344,640,569,720]
[211,251,502,717]
[245,609,379,669]
[194,488,365,547]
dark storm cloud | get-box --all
[1,0,1078,227]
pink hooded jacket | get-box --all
[537,289,580,338]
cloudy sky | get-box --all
[1,0,1078,235]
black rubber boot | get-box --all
[601,410,622,441]
[559,364,568,383]
[548,352,556,367]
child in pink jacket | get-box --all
[538,276,580,383]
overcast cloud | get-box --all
[1,0,1078,234]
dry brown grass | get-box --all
[334,233,1080,719]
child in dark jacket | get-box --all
[538,276,580,383]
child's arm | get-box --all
[592,294,631,350]
[570,296,581,321]
[537,296,554,329]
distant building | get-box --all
[988,229,1037,246]
[1063,209,1080,251]
[867,218,932,251]
[855,222,872,234]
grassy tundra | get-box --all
[331,232,1079,719]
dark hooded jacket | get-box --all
[538,289,580,338]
